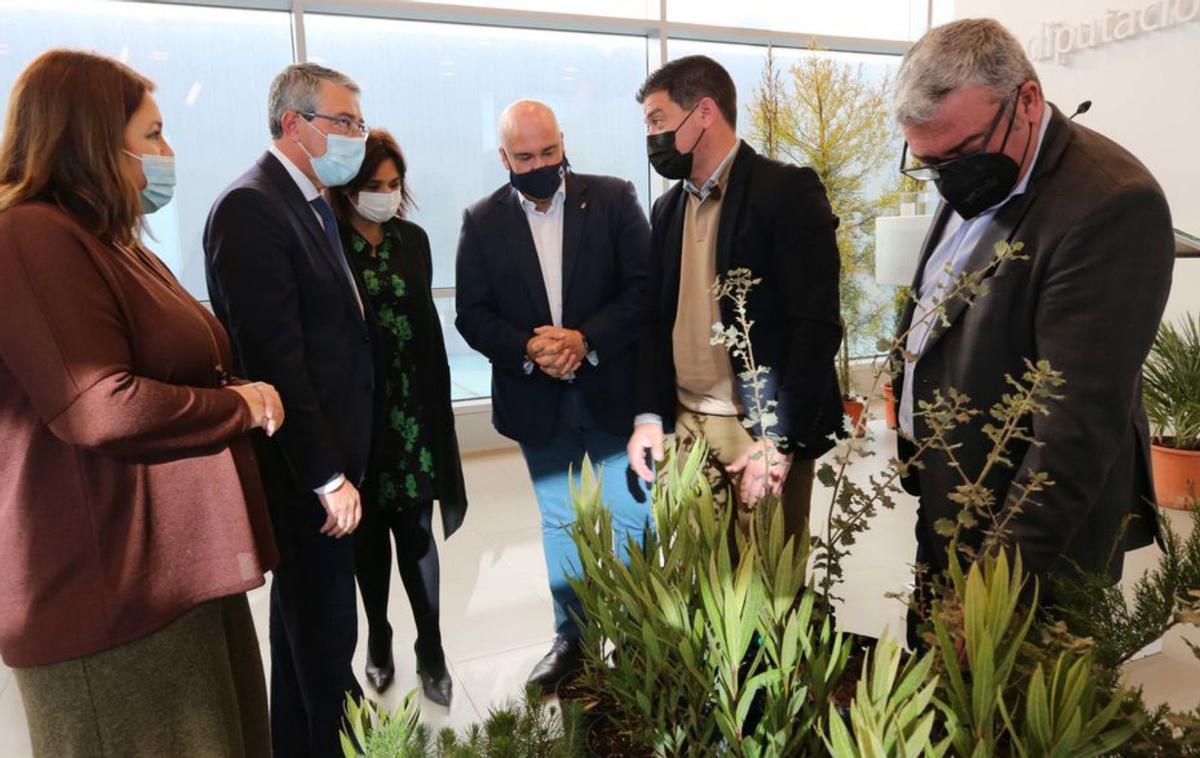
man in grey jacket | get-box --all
[891,19,1174,640]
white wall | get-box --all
[952,0,1200,325]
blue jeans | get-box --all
[519,388,652,639]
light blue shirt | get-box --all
[899,113,1051,438]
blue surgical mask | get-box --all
[125,150,175,213]
[298,119,366,188]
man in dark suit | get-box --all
[628,55,844,538]
[891,19,1174,639]
[455,99,650,691]
[204,63,373,756]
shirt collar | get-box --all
[1010,110,1052,199]
[516,176,567,215]
[268,143,321,203]
[684,138,741,201]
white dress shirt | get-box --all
[899,113,1052,438]
[520,179,568,328]
[518,177,597,380]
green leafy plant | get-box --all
[340,686,584,758]
[1144,313,1200,451]
[929,549,1143,757]
[342,689,423,758]
[823,634,952,757]
[569,439,851,756]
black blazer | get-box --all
[204,151,376,497]
[893,106,1174,580]
[454,173,650,446]
[636,141,844,460]
[337,217,468,538]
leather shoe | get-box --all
[416,643,452,706]
[365,642,395,694]
[527,635,583,693]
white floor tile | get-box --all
[478,527,554,602]
[450,641,558,716]
[0,670,32,758]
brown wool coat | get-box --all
[0,202,278,668]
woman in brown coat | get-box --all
[0,50,283,757]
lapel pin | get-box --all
[580,201,588,209]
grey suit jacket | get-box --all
[893,104,1174,583]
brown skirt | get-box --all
[14,593,269,758]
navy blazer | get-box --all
[204,151,375,495]
[455,173,650,446]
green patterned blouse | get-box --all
[349,223,436,510]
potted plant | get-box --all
[748,45,896,435]
[1143,312,1200,508]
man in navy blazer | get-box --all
[204,63,373,757]
[455,100,651,692]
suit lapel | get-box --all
[715,141,754,276]
[659,185,687,316]
[916,107,1072,355]
[501,192,553,325]
[898,203,953,335]
[561,175,588,305]
[260,152,364,320]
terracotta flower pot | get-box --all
[842,397,867,437]
[1151,441,1200,509]
[881,384,898,430]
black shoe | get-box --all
[365,642,395,694]
[527,636,583,693]
[416,642,452,707]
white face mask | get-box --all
[352,189,403,223]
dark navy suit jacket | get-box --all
[204,151,375,498]
[455,173,650,446]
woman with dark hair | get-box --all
[0,50,282,755]
[331,128,467,706]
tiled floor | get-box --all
[2,422,1198,754]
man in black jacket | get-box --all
[628,55,844,538]
[455,100,651,691]
[891,19,1173,643]
[204,63,372,757]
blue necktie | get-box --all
[309,196,364,317]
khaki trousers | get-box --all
[672,406,815,540]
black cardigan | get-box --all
[340,216,468,538]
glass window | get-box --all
[668,40,905,359]
[389,0,656,18]
[305,13,652,399]
[667,0,928,41]
[0,0,296,302]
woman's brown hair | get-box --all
[0,49,154,246]
[331,128,415,223]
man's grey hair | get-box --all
[268,63,360,139]
[895,18,1039,127]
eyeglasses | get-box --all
[300,111,368,137]
[898,89,1019,182]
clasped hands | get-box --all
[727,437,792,507]
[627,425,791,507]
[526,326,587,380]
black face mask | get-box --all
[901,91,1032,220]
[647,105,706,180]
[509,155,568,200]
